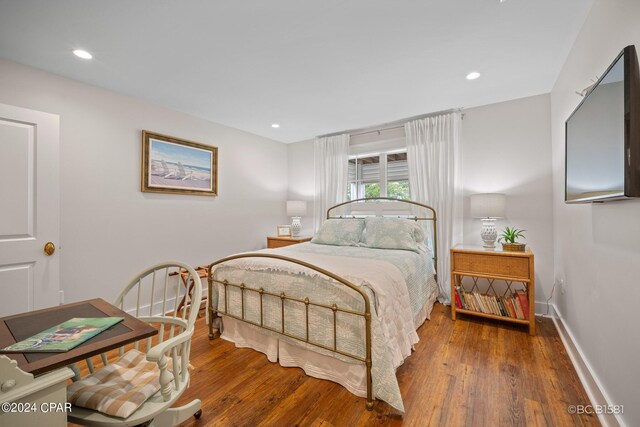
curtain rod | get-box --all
[317,107,463,139]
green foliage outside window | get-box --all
[387,180,410,200]
[348,180,410,200]
[364,183,381,198]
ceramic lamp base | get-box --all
[480,218,497,248]
[291,217,302,237]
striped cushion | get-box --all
[67,349,169,418]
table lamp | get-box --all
[286,200,308,237]
[470,193,506,248]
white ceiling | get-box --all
[0,0,593,143]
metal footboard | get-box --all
[207,253,374,410]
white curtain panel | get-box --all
[405,112,463,304]
[313,134,350,232]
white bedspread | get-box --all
[210,245,432,412]
[220,250,419,368]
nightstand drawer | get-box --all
[452,252,530,280]
[268,239,295,249]
[267,236,312,249]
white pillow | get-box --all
[361,217,423,253]
[311,219,365,246]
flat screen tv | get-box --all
[565,45,640,203]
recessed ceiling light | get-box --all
[271,123,280,128]
[466,72,481,80]
[73,49,93,60]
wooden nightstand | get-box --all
[267,236,312,249]
[450,245,535,335]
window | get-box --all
[347,151,410,200]
[386,152,410,200]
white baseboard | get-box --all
[123,296,177,317]
[124,289,209,317]
[552,304,625,427]
[534,300,556,317]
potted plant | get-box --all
[499,227,526,252]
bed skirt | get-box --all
[221,316,369,397]
[219,291,437,399]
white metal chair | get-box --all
[67,261,203,427]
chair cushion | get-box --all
[67,349,168,418]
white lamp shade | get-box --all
[470,193,506,218]
[286,200,307,217]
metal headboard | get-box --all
[326,197,438,276]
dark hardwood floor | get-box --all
[168,303,598,427]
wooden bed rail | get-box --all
[207,253,374,410]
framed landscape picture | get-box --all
[141,131,218,196]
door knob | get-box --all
[44,242,56,256]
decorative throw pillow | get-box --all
[412,221,426,242]
[361,217,422,253]
[311,219,365,246]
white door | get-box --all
[0,103,60,316]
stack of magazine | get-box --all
[0,317,123,353]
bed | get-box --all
[206,198,438,412]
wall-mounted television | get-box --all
[565,45,640,203]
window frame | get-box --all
[347,149,409,200]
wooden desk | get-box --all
[0,298,157,376]
[0,299,157,427]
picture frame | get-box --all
[277,225,292,237]
[141,130,218,196]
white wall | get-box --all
[461,94,554,305]
[287,138,315,236]
[550,1,640,425]
[0,59,288,304]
